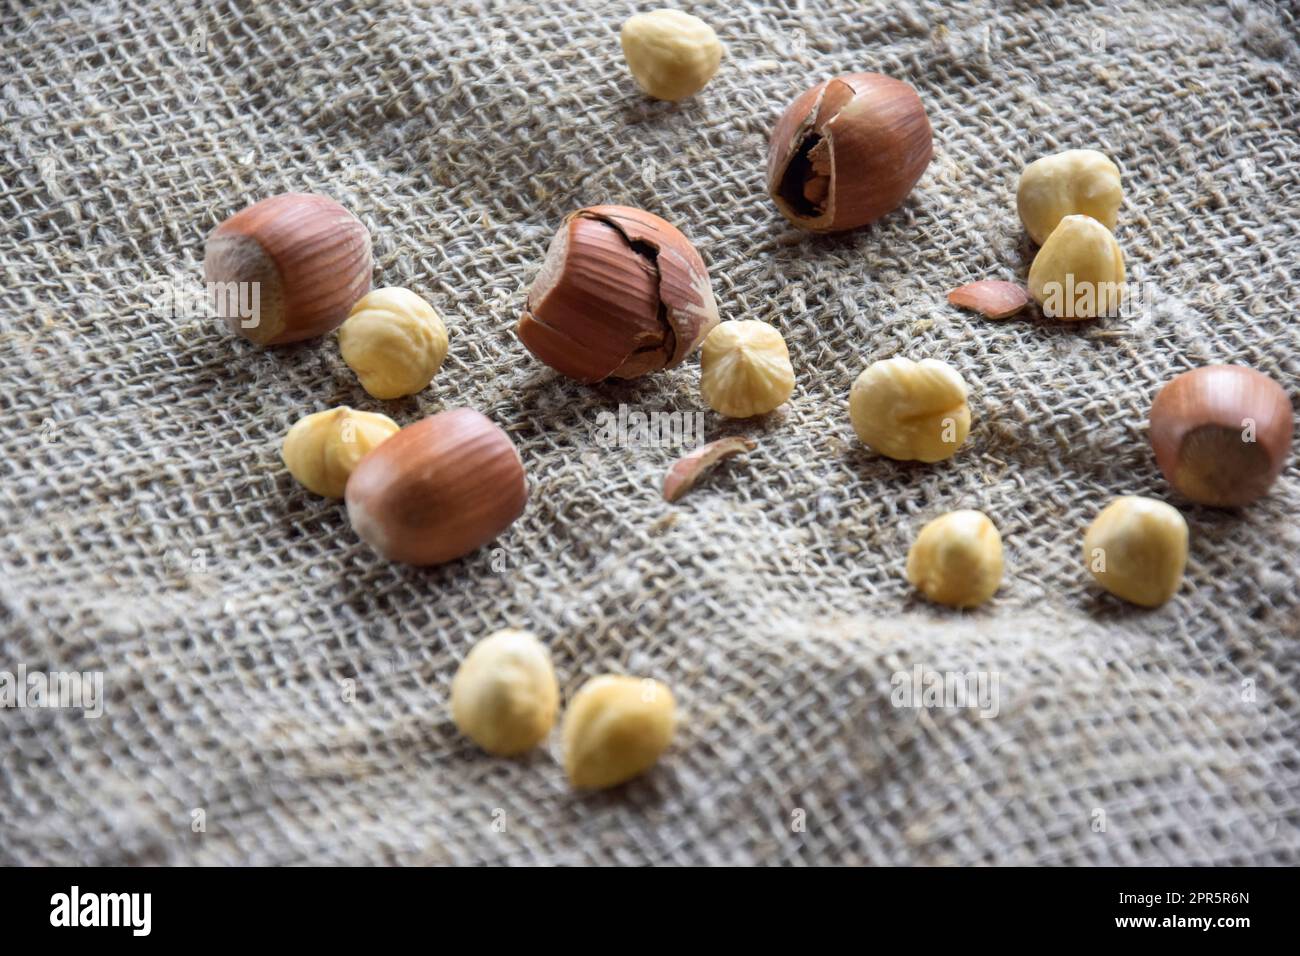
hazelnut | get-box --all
[1084,496,1188,608]
[1017,149,1123,245]
[281,406,399,499]
[1149,365,1293,507]
[451,629,559,756]
[849,357,971,462]
[517,205,719,383]
[203,193,372,346]
[1027,214,1125,320]
[620,9,723,101]
[344,408,527,565]
[767,72,933,232]
[699,320,794,418]
[562,675,676,790]
[339,287,449,399]
[906,510,1004,609]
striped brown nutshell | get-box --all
[203,193,372,346]
[345,409,527,566]
[517,205,719,383]
[767,72,933,233]
[1149,365,1293,507]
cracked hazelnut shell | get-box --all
[767,72,933,233]
[203,193,372,346]
[516,205,719,383]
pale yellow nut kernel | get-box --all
[620,9,723,101]
[1083,496,1188,608]
[849,357,971,462]
[563,675,675,790]
[1027,214,1126,320]
[700,320,795,418]
[906,509,1003,608]
[1017,148,1123,245]
[338,287,449,399]
[281,406,399,498]
[451,629,559,756]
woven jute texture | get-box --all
[2,0,1298,866]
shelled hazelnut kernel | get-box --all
[1017,149,1123,245]
[906,510,1004,609]
[203,193,372,346]
[281,406,399,499]
[451,629,559,756]
[700,320,794,418]
[1027,214,1125,320]
[563,675,676,790]
[620,9,723,101]
[849,358,971,462]
[767,72,933,232]
[344,409,527,566]
[1083,496,1188,608]
[1148,365,1293,507]
[339,288,449,399]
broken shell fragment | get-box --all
[517,205,720,383]
[946,281,1029,320]
[662,436,756,502]
[766,72,933,232]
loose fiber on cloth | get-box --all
[1,0,1298,866]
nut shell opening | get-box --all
[767,73,932,232]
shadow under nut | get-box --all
[344,409,528,565]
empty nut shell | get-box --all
[947,280,1029,320]
[203,193,372,346]
[662,436,756,503]
[1149,365,1293,507]
[767,72,933,232]
[344,409,527,565]
[517,205,719,382]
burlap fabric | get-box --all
[2,0,1297,866]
